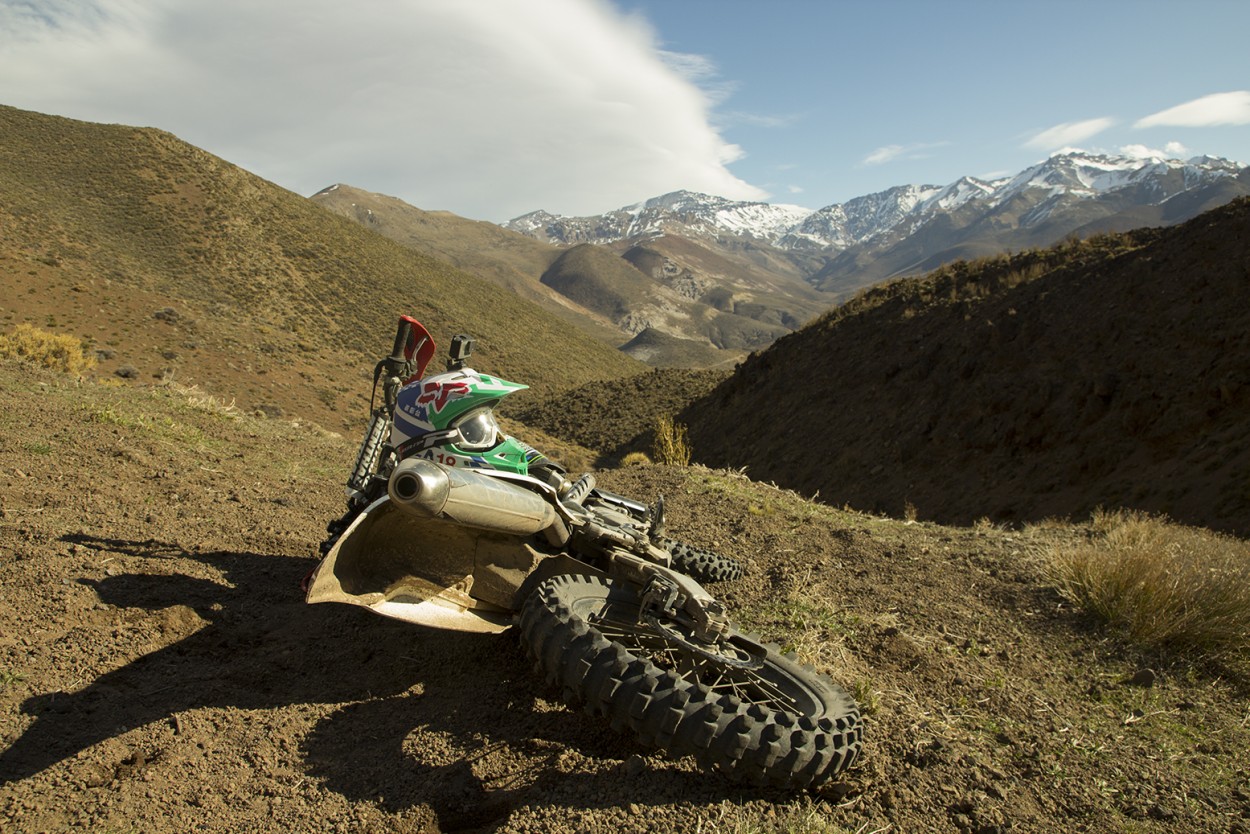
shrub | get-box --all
[652,414,691,466]
[0,323,97,376]
[620,451,652,466]
[1044,509,1250,662]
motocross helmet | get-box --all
[390,366,533,475]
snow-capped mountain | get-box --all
[319,151,1248,368]
[506,191,812,247]
[504,151,1247,259]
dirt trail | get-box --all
[2,362,1248,833]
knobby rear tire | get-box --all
[518,574,862,789]
[661,538,745,583]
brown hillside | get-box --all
[512,367,729,463]
[614,234,832,328]
[316,186,844,367]
[619,328,731,368]
[682,198,1250,535]
[308,184,630,347]
[0,105,642,431]
[541,244,648,322]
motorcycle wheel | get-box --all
[661,538,744,583]
[519,574,862,789]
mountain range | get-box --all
[505,152,1250,296]
[311,153,1248,368]
[312,184,839,367]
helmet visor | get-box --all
[454,408,501,451]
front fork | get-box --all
[345,318,416,506]
[346,411,392,502]
[609,551,732,645]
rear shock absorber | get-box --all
[563,472,597,506]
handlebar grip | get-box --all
[390,317,413,362]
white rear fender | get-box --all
[305,497,532,633]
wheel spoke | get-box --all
[590,611,801,710]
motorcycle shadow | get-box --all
[300,659,770,831]
[2,534,766,822]
[1,534,420,783]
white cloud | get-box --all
[1024,117,1115,151]
[1135,91,1250,128]
[863,144,905,166]
[722,111,798,129]
[1120,141,1190,160]
[861,141,948,167]
[0,0,766,220]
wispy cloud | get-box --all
[861,141,948,167]
[1120,142,1190,160]
[863,144,905,166]
[656,49,738,106]
[1024,117,1115,151]
[721,111,799,129]
[0,0,767,220]
[1135,91,1250,128]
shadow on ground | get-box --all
[2,535,768,833]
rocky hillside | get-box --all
[0,104,643,432]
[679,198,1250,535]
[312,185,837,367]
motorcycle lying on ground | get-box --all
[304,316,863,789]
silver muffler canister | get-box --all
[388,457,557,535]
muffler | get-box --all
[388,458,557,535]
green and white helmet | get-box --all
[390,367,533,474]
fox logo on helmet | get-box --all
[417,379,471,413]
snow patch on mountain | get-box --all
[503,151,1246,251]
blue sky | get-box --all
[624,0,1250,208]
[1,0,1246,221]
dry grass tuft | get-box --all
[0,323,97,376]
[1045,509,1250,662]
[159,379,239,418]
[653,414,692,466]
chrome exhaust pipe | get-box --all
[388,458,558,535]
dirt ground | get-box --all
[2,361,1248,833]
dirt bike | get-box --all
[304,316,863,789]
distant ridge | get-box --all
[505,152,1250,295]
[311,184,839,366]
[312,154,1247,370]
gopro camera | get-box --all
[448,334,474,370]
